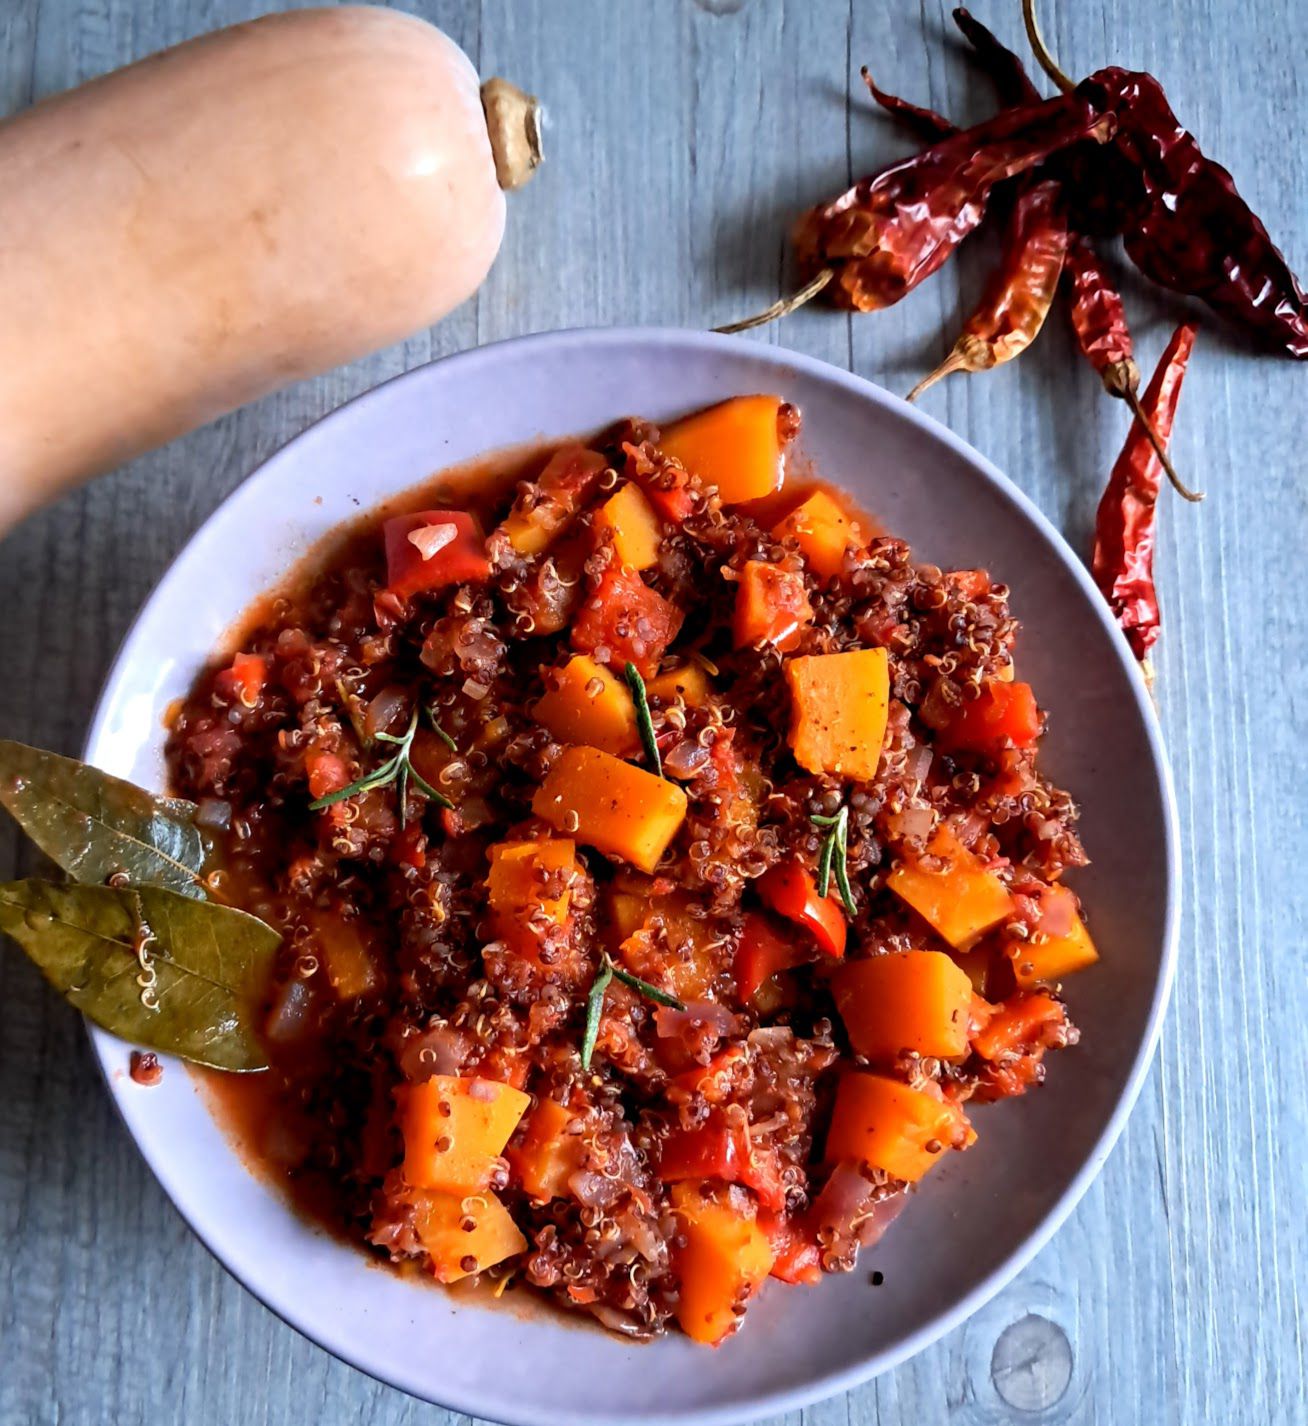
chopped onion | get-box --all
[399,1024,471,1081]
[406,521,458,561]
[194,797,232,830]
[364,684,408,739]
[264,977,315,1045]
[654,1000,742,1039]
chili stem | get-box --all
[1123,386,1204,502]
[1021,0,1075,95]
[906,348,969,402]
[713,267,834,335]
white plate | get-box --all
[84,328,1178,1426]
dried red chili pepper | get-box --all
[716,93,1113,332]
[1021,0,1308,356]
[1064,237,1202,502]
[908,178,1068,400]
[952,7,1042,108]
[1091,322,1198,673]
[860,66,954,143]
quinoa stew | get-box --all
[167,394,1096,1347]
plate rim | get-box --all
[82,324,1180,1426]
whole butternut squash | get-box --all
[0,7,541,532]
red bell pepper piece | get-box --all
[938,679,1041,755]
[755,858,846,959]
[760,1211,822,1286]
[383,510,489,599]
[215,652,267,708]
[570,562,683,677]
[657,1119,787,1211]
[733,911,807,1003]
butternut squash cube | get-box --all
[771,489,866,580]
[308,909,378,1001]
[785,648,889,781]
[532,655,639,756]
[659,395,784,505]
[886,828,1015,950]
[1011,912,1099,988]
[594,482,663,570]
[833,951,974,1061]
[646,662,713,707]
[411,1188,527,1282]
[533,746,687,873]
[486,838,580,947]
[506,1098,588,1202]
[399,1075,531,1194]
[670,1183,774,1345]
[825,1072,975,1183]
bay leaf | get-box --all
[0,739,208,897]
[0,879,279,1071]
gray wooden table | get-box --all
[2,2,1305,1423]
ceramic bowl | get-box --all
[84,328,1178,1425]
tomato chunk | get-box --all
[733,561,813,653]
[570,562,683,676]
[215,652,267,708]
[937,680,1041,755]
[755,858,846,958]
[658,1119,786,1211]
[733,910,807,1003]
[384,510,489,598]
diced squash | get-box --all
[532,655,639,756]
[486,838,581,954]
[786,648,889,781]
[733,561,813,653]
[617,888,723,1001]
[771,489,866,580]
[506,1098,587,1202]
[832,951,974,1061]
[1010,912,1099,989]
[308,909,379,1001]
[411,1188,527,1283]
[646,662,713,707]
[886,827,1015,950]
[533,747,687,873]
[937,679,1041,755]
[384,510,489,597]
[659,395,784,506]
[825,1072,975,1184]
[570,562,683,677]
[497,445,608,556]
[670,1182,774,1345]
[399,1075,531,1194]
[594,482,664,570]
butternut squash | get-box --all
[485,838,581,952]
[1010,912,1099,988]
[670,1183,774,1345]
[593,482,664,570]
[659,395,785,505]
[772,489,866,579]
[532,747,687,873]
[399,1074,531,1194]
[531,656,639,757]
[833,951,974,1061]
[646,662,713,707]
[411,1187,526,1282]
[0,8,541,533]
[733,561,813,653]
[785,648,890,781]
[825,1072,975,1183]
[886,827,1015,950]
[506,1098,587,1202]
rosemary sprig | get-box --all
[623,662,662,778]
[308,705,454,826]
[579,954,686,1070]
[425,706,458,751]
[811,805,857,917]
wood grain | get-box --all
[1,2,1305,1423]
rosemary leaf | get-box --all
[833,807,857,916]
[425,708,458,752]
[406,763,455,811]
[609,962,686,1010]
[815,826,836,898]
[623,662,663,779]
[580,961,614,1070]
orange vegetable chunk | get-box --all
[616,887,722,1001]
[785,648,889,781]
[938,679,1041,754]
[833,951,974,1061]
[825,1071,975,1183]
[772,489,866,580]
[886,827,1015,950]
[659,395,784,505]
[594,482,664,570]
[532,655,639,756]
[646,662,713,707]
[533,746,687,873]
[670,1183,774,1345]
[507,1098,587,1202]
[497,445,607,556]
[308,909,378,1001]
[399,1074,531,1194]
[570,562,683,677]
[733,561,813,653]
[1011,911,1099,988]
[411,1188,527,1283]
[486,838,581,953]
